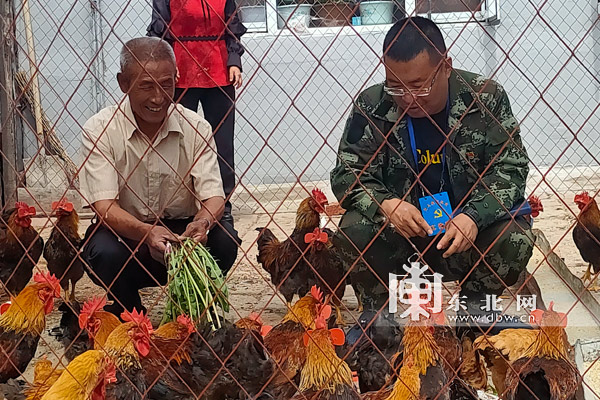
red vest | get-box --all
[170,0,229,88]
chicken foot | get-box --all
[581,263,592,284]
[581,264,600,291]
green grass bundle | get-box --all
[161,238,229,329]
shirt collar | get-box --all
[121,97,183,141]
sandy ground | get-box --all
[8,184,600,398]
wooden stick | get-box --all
[0,0,19,204]
[21,0,44,143]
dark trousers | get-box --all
[333,211,535,313]
[175,86,236,215]
[81,217,241,314]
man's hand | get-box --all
[437,214,478,258]
[182,218,210,244]
[146,226,178,262]
[381,198,433,238]
[229,66,242,89]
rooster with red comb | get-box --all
[0,272,61,382]
[256,188,329,307]
[573,191,600,291]
[0,201,44,296]
[44,198,84,304]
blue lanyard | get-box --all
[406,100,449,194]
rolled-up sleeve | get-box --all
[191,119,225,207]
[80,118,119,206]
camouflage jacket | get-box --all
[330,69,529,230]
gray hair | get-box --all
[119,37,175,75]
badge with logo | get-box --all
[419,191,452,236]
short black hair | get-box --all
[383,17,447,63]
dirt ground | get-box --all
[14,188,600,397]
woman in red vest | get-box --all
[148,0,247,224]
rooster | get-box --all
[430,309,482,400]
[256,188,329,307]
[235,311,273,337]
[341,312,402,393]
[24,357,64,400]
[573,191,600,291]
[263,285,326,398]
[0,202,44,296]
[474,323,539,395]
[40,350,116,400]
[78,296,122,351]
[362,309,449,400]
[361,355,420,400]
[151,316,275,400]
[304,227,349,325]
[139,315,198,400]
[187,321,276,399]
[103,308,153,399]
[43,199,84,303]
[500,194,547,309]
[291,303,359,400]
[504,303,578,400]
[0,272,60,383]
[458,334,487,393]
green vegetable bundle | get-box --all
[161,238,229,330]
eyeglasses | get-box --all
[383,63,443,97]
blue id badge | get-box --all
[419,192,453,236]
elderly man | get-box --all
[80,37,240,314]
[331,17,534,325]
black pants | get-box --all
[175,86,236,215]
[81,218,241,314]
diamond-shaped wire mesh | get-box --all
[0,0,599,398]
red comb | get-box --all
[81,297,107,316]
[79,297,107,330]
[310,285,323,302]
[528,195,543,217]
[176,314,194,333]
[311,188,328,204]
[15,202,36,218]
[248,312,263,324]
[121,308,153,334]
[33,272,60,297]
[51,199,74,212]
[575,192,590,202]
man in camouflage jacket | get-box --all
[331,17,534,318]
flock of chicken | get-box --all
[0,188,596,399]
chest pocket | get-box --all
[382,131,414,202]
[452,110,487,178]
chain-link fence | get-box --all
[0,0,599,398]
